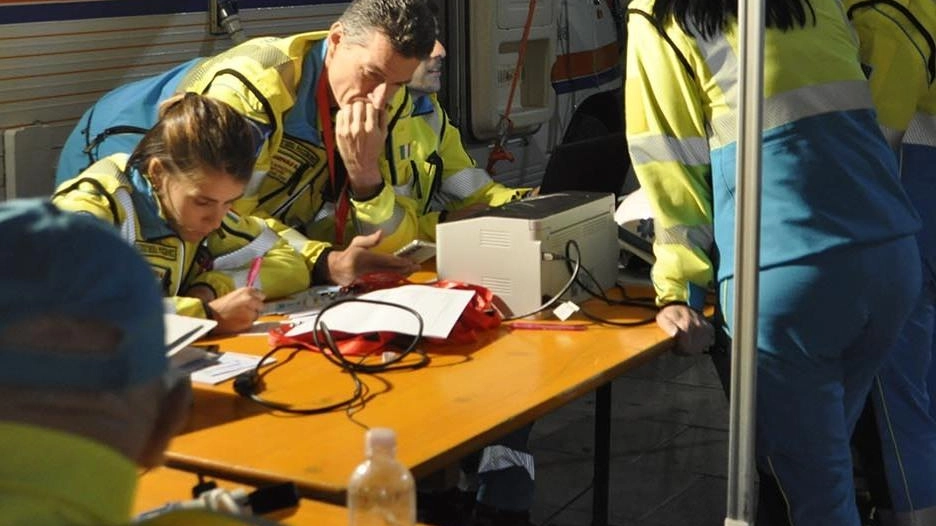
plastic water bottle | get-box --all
[347,428,416,526]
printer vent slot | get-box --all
[480,229,511,248]
[482,277,512,296]
[582,215,607,236]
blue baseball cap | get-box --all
[0,199,166,390]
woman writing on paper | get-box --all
[54,93,309,334]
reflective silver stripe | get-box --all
[213,224,279,271]
[112,187,136,244]
[314,202,335,223]
[904,113,936,147]
[245,169,267,196]
[690,29,739,110]
[877,506,936,526]
[477,445,535,481]
[710,80,873,147]
[421,107,442,136]
[655,223,714,252]
[629,135,710,166]
[356,203,406,236]
[437,167,492,205]
[278,227,312,254]
[880,124,905,152]
[226,268,251,289]
[394,182,414,198]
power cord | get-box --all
[233,297,428,414]
[232,345,364,415]
[501,240,583,321]
[312,297,430,373]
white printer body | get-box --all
[436,192,619,316]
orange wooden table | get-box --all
[164,283,670,526]
[135,467,346,525]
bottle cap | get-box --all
[365,427,397,455]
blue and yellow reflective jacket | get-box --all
[55,33,335,274]
[846,0,936,278]
[625,0,921,305]
[52,154,309,318]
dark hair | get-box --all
[129,92,255,184]
[653,0,816,39]
[339,0,437,60]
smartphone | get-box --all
[393,240,436,264]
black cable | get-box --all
[501,240,583,321]
[233,344,364,415]
[312,297,430,373]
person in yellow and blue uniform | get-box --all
[0,199,279,526]
[54,94,309,335]
[625,1,922,524]
[55,0,437,287]
[342,38,529,253]
[845,1,936,523]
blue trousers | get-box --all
[721,237,920,526]
[867,268,936,523]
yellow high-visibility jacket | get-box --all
[626,0,919,305]
[341,88,529,252]
[52,154,309,318]
[173,32,336,271]
[847,0,936,277]
[0,421,279,526]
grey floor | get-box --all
[528,351,731,526]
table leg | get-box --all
[592,382,611,526]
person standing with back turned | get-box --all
[625,0,922,523]
[845,1,936,523]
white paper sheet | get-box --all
[189,352,274,385]
[285,285,474,340]
[164,314,217,357]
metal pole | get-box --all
[725,0,765,525]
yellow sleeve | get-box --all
[625,9,715,306]
[849,2,931,143]
[350,183,424,253]
[50,178,123,226]
[169,296,210,318]
[191,212,310,299]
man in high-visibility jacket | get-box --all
[55,0,437,286]
[846,1,936,523]
[330,38,530,253]
[0,200,280,525]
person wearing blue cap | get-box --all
[53,93,310,334]
[0,200,281,525]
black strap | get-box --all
[82,125,149,156]
[847,0,936,84]
[627,8,696,80]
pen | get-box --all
[246,257,263,289]
[508,322,587,331]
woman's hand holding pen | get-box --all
[207,288,266,334]
[188,284,266,334]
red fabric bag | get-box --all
[267,273,502,356]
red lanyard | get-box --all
[315,66,350,244]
